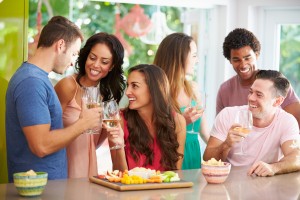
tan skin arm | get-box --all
[105,117,128,171]
[174,113,186,169]
[55,76,107,148]
[24,76,102,158]
[203,136,231,162]
[23,103,101,158]
[109,142,127,171]
[248,140,300,177]
[283,102,300,129]
[199,114,210,143]
[203,124,247,161]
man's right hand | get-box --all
[224,124,248,147]
[79,100,102,130]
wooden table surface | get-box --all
[1,166,300,200]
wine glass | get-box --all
[234,110,253,155]
[188,91,207,134]
[195,91,207,111]
[81,86,102,134]
[102,100,121,128]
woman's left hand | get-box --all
[182,106,204,125]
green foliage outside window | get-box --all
[28,0,183,74]
[280,24,300,96]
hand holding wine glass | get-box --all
[102,100,121,128]
[81,86,102,134]
[233,109,253,155]
[185,91,206,133]
[102,100,124,150]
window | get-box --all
[261,8,300,97]
[280,24,300,96]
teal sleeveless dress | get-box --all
[180,100,202,169]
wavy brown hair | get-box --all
[124,64,182,170]
[153,33,195,112]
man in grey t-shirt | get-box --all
[216,28,300,127]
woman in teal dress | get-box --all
[154,33,209,169]
[180,101,201,169]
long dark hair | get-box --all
[124,64,182,170]
[75,32,126,103]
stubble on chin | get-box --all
[252,112,264,120]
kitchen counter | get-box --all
[1,166,300,200]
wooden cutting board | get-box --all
[89,176,194,191]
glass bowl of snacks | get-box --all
[202,158,231,184]
[13,170,48,197]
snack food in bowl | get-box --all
[13,170,48,197]
[128,167,156,179]
[202,158,231,184]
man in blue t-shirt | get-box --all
[6,16,101,182]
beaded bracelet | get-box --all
[109,144,126,150]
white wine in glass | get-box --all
[81,86,102,134]
[234,109,253,155]
[103,119,121,128]
[103,100,120,128]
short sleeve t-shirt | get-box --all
[6,62,67,182]
[211,105,299,166]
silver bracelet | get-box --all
[110,144,126,150]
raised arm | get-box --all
[105,119,128,171]
[203,125,247,161]
[23,102,101,158]
[182,81,205,125]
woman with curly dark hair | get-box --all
[55,32,126,178]
[106,64,186,171]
